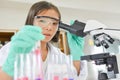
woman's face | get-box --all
[33,9,60,43]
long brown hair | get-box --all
[25,1,61,42]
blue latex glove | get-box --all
[67,20,84,61]
[2,25,45,76]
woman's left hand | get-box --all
[67,31,84,61]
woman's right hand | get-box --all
[10,25,45,53]
[2,25,45,77]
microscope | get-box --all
[81,53,119,80]
[59,20,120,80]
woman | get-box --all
[0,1,87,80]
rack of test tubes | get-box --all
[14,42,75,80]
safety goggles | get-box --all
[34,16,60,28]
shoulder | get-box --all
[0,42,11,67]
[0,42,11,53]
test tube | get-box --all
[54,54,60,80]
[19,54,25,79]
[14,55,19,80]
[61,57,69,80]
[25,54,32,80]
[46,54,55,80]
[34,41,43,80]
[66,55,74,80]
[32,53,37,80]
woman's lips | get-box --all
[44,34,51,37]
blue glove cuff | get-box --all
[2,53,16,77]
[2,64,14,77]
[71,52,84,61]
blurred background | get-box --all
[0,0,120,29]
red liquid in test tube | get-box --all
[34,46,43,80]
[54,76,59,80]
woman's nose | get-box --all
[46,24,52,31]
